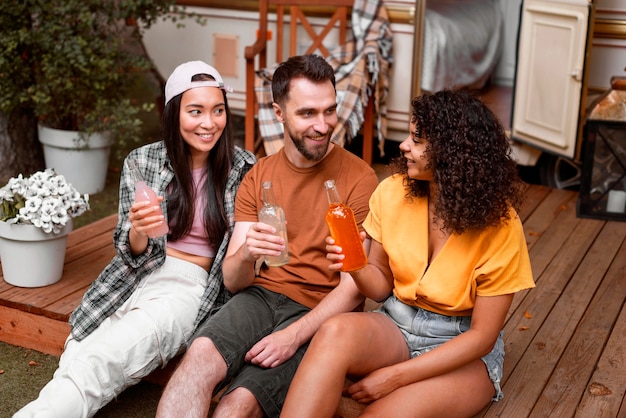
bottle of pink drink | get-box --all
[127,159,169,238]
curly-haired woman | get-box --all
[281,89,535,418]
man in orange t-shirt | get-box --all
[157,54,379,418]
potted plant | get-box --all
[0,0,186,194]
[0,169,90,287]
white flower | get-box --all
[0,168,90,234]
[22,196,42,213]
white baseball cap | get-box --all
[164,60,233,105]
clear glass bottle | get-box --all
[324,179,367,272]
[258,181,290,266]
[127,159,169,238]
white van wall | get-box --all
[141,1,418,142]
[141,0,625,146]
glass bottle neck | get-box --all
[262,181,277,206]
[324,180,341,204]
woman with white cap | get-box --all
[14,61,256,418]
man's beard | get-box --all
[287,125,331,162]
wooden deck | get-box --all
[1,184,625,417]
[478,185,626,418]
[0,213,117,356]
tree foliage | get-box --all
[0,0,192,148]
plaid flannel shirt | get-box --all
[69,141,256,341]
[255,0,393,156]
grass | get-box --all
[0,342,59,417]
[0,341,163,417]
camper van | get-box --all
[142,0,626,189]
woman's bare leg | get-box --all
[280,312,408,418]
[361,359,495,418]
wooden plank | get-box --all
[64,214,116,263]
[518,183,552,223]
[65,214,117,247]
[0,246,114,320]
[501,212,605,379]
[44,288,97,322]
[0,214,116,297]
[506,191,583,320]
[37,247,114,319]
[525,193,589,281]
[619,398,626,417]
[0,305,69,356]
[64,231,114,264]
[0,215,117,356]
[574,241,626,418]
[530,222,626,416]
[481,217,609,417]
[523,188,578,252]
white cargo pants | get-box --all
[13,256,208,418]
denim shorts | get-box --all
[192,286,310,418]
[377,294,504,401]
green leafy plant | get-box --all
[0,0,197,149]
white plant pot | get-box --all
[38,124,113,195]
[0,220,73,288]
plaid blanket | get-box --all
[255,0,393,156]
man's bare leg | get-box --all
[156,337,227,418]
[213,387,265,418]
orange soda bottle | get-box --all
[127,159,169,238]
[324,179,367,272]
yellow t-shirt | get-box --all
[363,175,535,316]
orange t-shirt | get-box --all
[235,146,379,309]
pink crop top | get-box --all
[167,168,217,258]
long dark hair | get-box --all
[391,89,524,234]
[162,74,235,246]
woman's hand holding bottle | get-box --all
[325,231,368,272]
[127,159,169,239]
[324,179,367,272]
[129,196,166,238]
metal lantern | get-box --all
[577,76,626,221]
